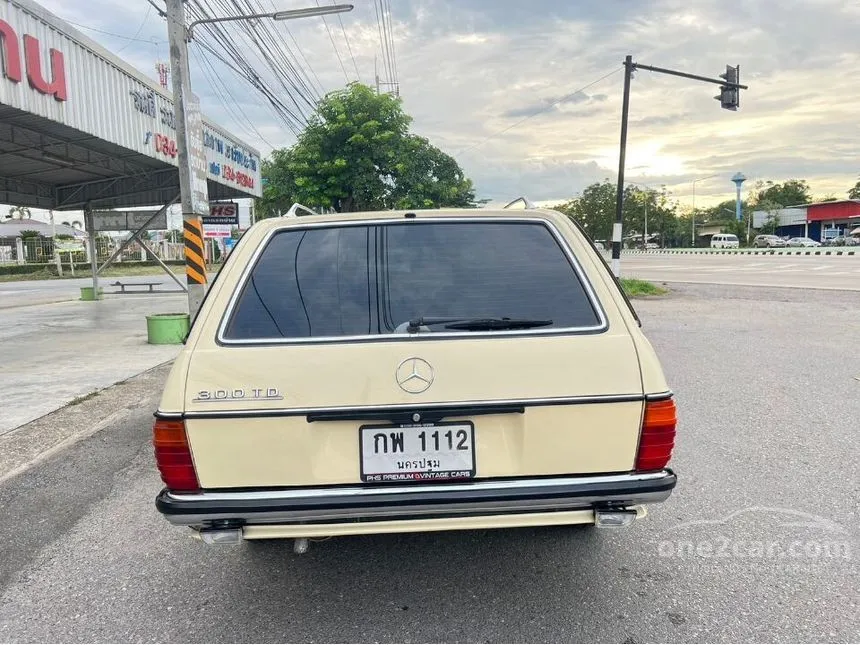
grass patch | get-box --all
[620,278,668,297]
[0,268,54,282]
[0,263,221,282]
[69,390,100,406]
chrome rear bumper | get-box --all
[156,470,676,527]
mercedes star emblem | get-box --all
[395,357,435,394]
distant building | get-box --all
[752,200,860,241]
[0,218,86,239]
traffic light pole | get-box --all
[611,57,748,276]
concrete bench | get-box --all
[110,281,162,293]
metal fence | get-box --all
[0,233,232,268]
[0,237,191,266]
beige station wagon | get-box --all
[153,205,677,550]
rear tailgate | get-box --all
[178,214,646,488]
[183,333,644,487]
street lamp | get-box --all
[691,174,718,247]
[187,5,354,39]
[627,180,658,248]
[164,1,354,317]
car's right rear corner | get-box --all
[151,209,678,543]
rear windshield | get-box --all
[222,220,602,340]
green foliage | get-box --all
[750,179,811,208]
[848,179,860,200]
[557,180,682,247]
[256,83,476,216]
[620,278,668,297]
[6,205,30,220]
[19,229,41,239]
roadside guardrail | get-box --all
[620,248,857,256]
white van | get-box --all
[711,234,739,249]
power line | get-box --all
[187,0,308,133]
[114,4,152,54]
[315,0,351,83]
[382,0,398,84]
[236,0,320,107]
[193,30,302,135]
[455,67,623,155]
[190,44,276,149]
[333,0,361,83]
[195,0,319,123]
[373,0,394,90]
[65,19,166,43]
[264,0,326,96]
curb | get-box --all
[620,249,857,256]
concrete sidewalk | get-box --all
[0,293,185,435]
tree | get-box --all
[7,205,31,220]
[750,179,811,208]
[557,181,682,247]
[848,179,860,200]
[757,199,783,234]
[389,135,475,209]
[257,83,477,215]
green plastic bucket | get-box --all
[146,313,190,345]
[79,286,104,301]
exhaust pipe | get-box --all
[594,508,640,528]
[197,528,242,545]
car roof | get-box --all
[252,207,570,231]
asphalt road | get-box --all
[618,254,859,290]
[0,284,858,643]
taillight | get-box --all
[153,418,200,492]
[635,398,677,471]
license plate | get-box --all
[359,422,475,483]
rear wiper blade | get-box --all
[399,316,553,333]
[443,317,554,331]
[402,316,475,333]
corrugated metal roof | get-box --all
[0,0,263,210]
[0,218,86,237]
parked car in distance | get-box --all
[711,233,739,249]
[787,237,821,247]
[152,206,678,549]
[753,234,787,248]
[823,236,859,247]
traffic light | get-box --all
[715,64,740,111]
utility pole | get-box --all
[612,55,633,277]
[163,1,354,318]
[613,57,747,272]
[166,0,208,318]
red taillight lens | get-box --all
[635,398,677,471]
[153,419,200,492]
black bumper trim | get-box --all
[156,471,676,525]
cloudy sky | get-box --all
[37,0,860,211]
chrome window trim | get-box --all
[173,392,645,419]
[214,216,610,345]
[166,471,671,503]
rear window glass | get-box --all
[222,221,601,340]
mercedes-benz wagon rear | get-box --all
[153,207,677,546]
